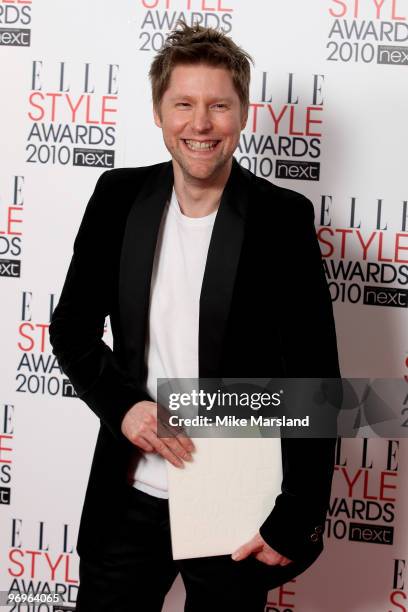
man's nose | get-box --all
[191,106,212,132]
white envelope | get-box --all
[167,435,282,560]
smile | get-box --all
[182,139,220,151]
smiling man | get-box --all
[49,21,340,612]
[153,61,245,212]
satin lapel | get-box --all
[119,161,173,380]
[199,157,251,377]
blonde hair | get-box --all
[148,20,253,116]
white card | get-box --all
[167,436,282,560]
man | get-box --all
[49,21,340,612]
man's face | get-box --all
[154,63,248,183]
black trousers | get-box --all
[75,485,321,612]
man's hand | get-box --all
[120,400,195,468]
[231,532,292,566]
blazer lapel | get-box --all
[119,156,251,382]
[119,161,173,380]
[199,156,251,376]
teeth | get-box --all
[184,140,218,151]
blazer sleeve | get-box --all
[49,171,153,442]
[259,193,340,562]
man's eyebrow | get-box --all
[168,95,192,101]
[169,95,234,103]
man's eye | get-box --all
[176,103,191,107]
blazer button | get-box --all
[314,525,323,534]
[310,533,319,542]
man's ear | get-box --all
[153,104,162,128]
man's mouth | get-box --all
[182,139,220,151]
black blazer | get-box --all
[49,156,340,563]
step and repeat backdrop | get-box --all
[1,1,408,611]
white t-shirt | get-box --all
[131,186,218,498]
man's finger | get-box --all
[161,436,194,462]
[175,433,196,453]
[254,550,293,566]
[254,550,281,566]
[143,430,185,468]
[280,558,292,566]
[232,540,257,561]
[157,419,196,454]
[133,436,155,453]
